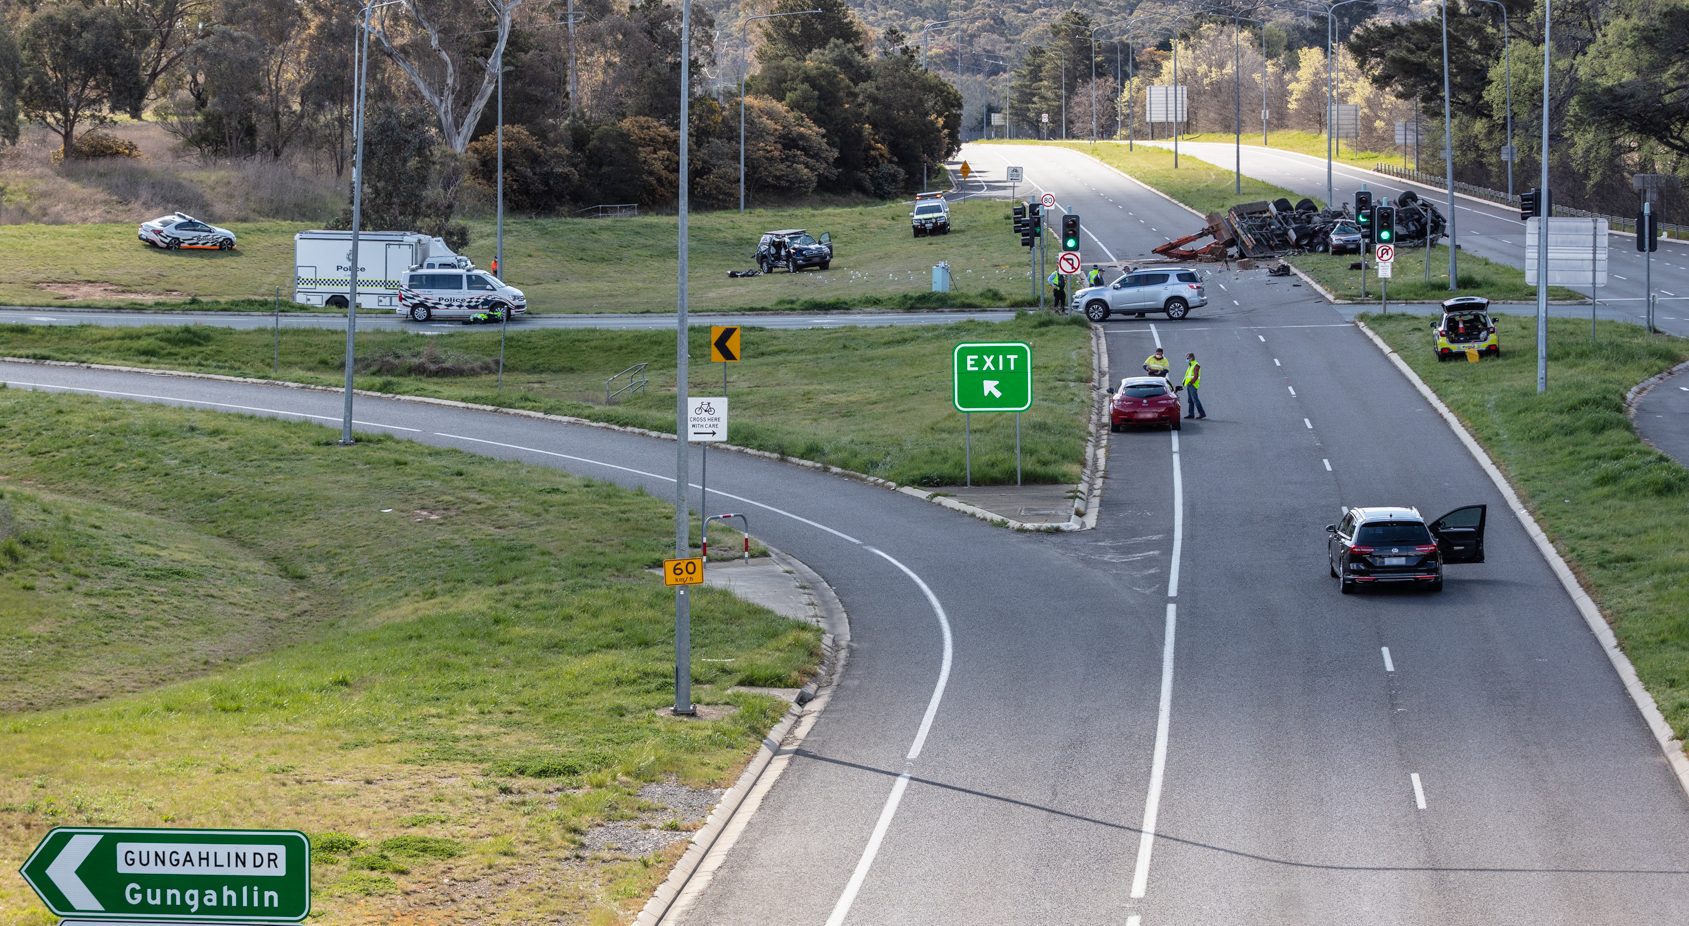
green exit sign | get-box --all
[953,342,1033,412]
[20,827,311,922]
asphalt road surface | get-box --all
[3,145,1687,923]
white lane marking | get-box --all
[1274,358,1282,367]
[1232,299,1240,306]
[31,316,57,322]
[825,773,911,926]
[1167,430,1182,598]
[1,379,421,431]
[1613,274,1629,281]
[1303,418,1312,429]
[1150,323,1163,349]
[1381,646,1395,672]
[1126,917,1142,926]
[1411,773,1428,810]
[1129,602,1179,899]
[1287,385,1297,397]
[1497,238,1512,245]
[866,547,954,763]
[1663,290,1677,296]
[1217,282,1228,291]
[1258,334,1267,342]
[1323,458,1332,471]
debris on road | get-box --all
[1153,193,1446,262]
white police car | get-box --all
[138,213,237,251]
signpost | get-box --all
[663,557,704,586]
[1040,193,1056,210]
[1375,242,1394,313]
[1057,251,1081,275]
[959,160,972,181]
[1006,166,1023,182]
[20,827,310,923]
[953,342,1032,487]
[1525,217,1609,342]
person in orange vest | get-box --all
[490,256,500,277]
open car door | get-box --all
[1430,505,1487,563]
[819,231,832,253]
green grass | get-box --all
[0,390,819,925]
[0,315,1095,486]
[0,200,1031,313]
[1177,129,1402,171]
[1293,247,1584,302]
[1363,313,1689,749]
[992,139,1321,215]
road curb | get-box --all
[1622,359,1689,453]
[0,355,1093,532]
[633,544,849,926]
[1354,320,1689,800]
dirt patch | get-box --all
[577,780,725,858]
[37,282,189,301]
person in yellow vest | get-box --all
[1143,347,1170,378]
[1087,265,1104,287]
[1183,352,1206,419]
[1048,270,1067,311]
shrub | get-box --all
[56,130,142,162]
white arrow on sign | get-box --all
[48,834,102,911]
[984,380,1001,398]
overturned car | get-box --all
[1153,191,1446,262]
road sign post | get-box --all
[688,396,727,555]
[1057,251,1081,275]
[953,342,1032,486]
[20,827,311,923]
[706,327,740,544]
[1376,243,1394,312]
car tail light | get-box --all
[1189,283,1201,290]
[1350,545,1374,556]
[1414,544,1438,554]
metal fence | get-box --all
[1371,163,1689,240]
[575,203,640,218]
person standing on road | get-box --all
[1183,352,1206,419]
[490,256,500,278]
[1087,265,1104,288]
[1143,347,1170,378]
[1048,271,1067,311]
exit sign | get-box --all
[953,342,1033,413]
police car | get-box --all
[1433,296,1499,360]
[397,268,526,322]
[911,192,951,236]
[138,213,237,250]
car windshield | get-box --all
[791,235,816,246]
[1119,383,1167,398]
[1355,522,1433,545]
[915,204,943,215]
[151,216,176,225]
[1333,223,1358,234]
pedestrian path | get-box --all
[1633,364,1689,466]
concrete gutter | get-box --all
[1354,320,1689,801]
[633,545,849,926]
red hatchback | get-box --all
[1109,376,1182,431]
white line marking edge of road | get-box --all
[1353,320,1689,800]
[1381,646,1395,672]
[1410,772,1428,810]
[1129,602,1178,899]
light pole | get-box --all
[739,8,821,212]
[674,0,695,716]
[1440,0,1457,289]
[1318,0,1369,209]
[1470,0,1514,200]
[340,0,403,446]
[1535,0,1551,392]
[920,18,959,70]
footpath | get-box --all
[1631,362,1689,465]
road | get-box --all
[4,142,1688,923]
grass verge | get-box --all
[1176,129,1401,171]
[1362,313,1689,747]
[0,200,1029,314]
[1293,247,1583,302]
[0,314,1094,486]
[0,390,819,925]
[990,138,1319,215]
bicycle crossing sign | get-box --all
[687,397,727,442]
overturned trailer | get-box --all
[1153,192,1446,262]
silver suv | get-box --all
[1073,267,1207,321]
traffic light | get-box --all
[1017,202,1035,247]
[1375,205,1395,245]
[1062,214,1081,251]
[1520,188,1540,220]
[1354,190,1373,241]
[1029,202,1043,236]
[1012,202,1026,227]
[1637,208,1659,253]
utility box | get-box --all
[931,261,952,293]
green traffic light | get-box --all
[1379,230,1392,241]
[1064,236,1079,249]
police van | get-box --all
[293,231,471,310]
[397,268,526,322]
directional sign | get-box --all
[1040,193,1057,209]
[1057,251,1082,275]
[1006,166,1024,182]
[959,160,973,180]
[20,827,310,922]
[687,396,727,442]
[1375,244,1394,264]
[663,557,704,586]
[953,342,1032,413]
[710,325,741,363]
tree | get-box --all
[109,0,210,104]
[372,0,522,153]
[18,2,145,158]
[1576,2,1689,160]
[1284,45,1326,132]
[0,27,20,147]
[340,106,469,249]
[860,46,961,182]
[759,0,865,63]
[188,0,314,159]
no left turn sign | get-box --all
[1375,244,1395,263]
[1040,193,1057,209]
[1057,251,1082,274]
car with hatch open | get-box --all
[1433,296,1499,360]
[1326,504,1486,593]
[1073,267,1207,321]
[1107,376,1182,431]
[138,213,237,250]
[755,229,832,273]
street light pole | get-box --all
[341,0,398,446]
[1471,0,1514,200]
[1318,0,1367,208]
[739,9,822,213]
[674,0,695,716]
[1441,0,1458,289]
[1536,0,1551,392]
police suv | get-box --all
[397,268,526,322]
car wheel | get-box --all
[1314,239,1329,253]
[1109,422,1121,433]
[1170,416,1181,431]
[217,237,233,250]
[1165,298,1189,319]
[1329,557,1338,578]
[1427,579,1444,592]
[409,305,431,322]
[326,295,349,310]
[165,238,180,250]
[788,259,799,273]
[1083,300,1110,322]
[819,260,830,271]
[913,228,922,238]
[1338,564,1355,594]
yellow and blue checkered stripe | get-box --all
[295,277,399,289]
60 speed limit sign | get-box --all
[664,557,704,586]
